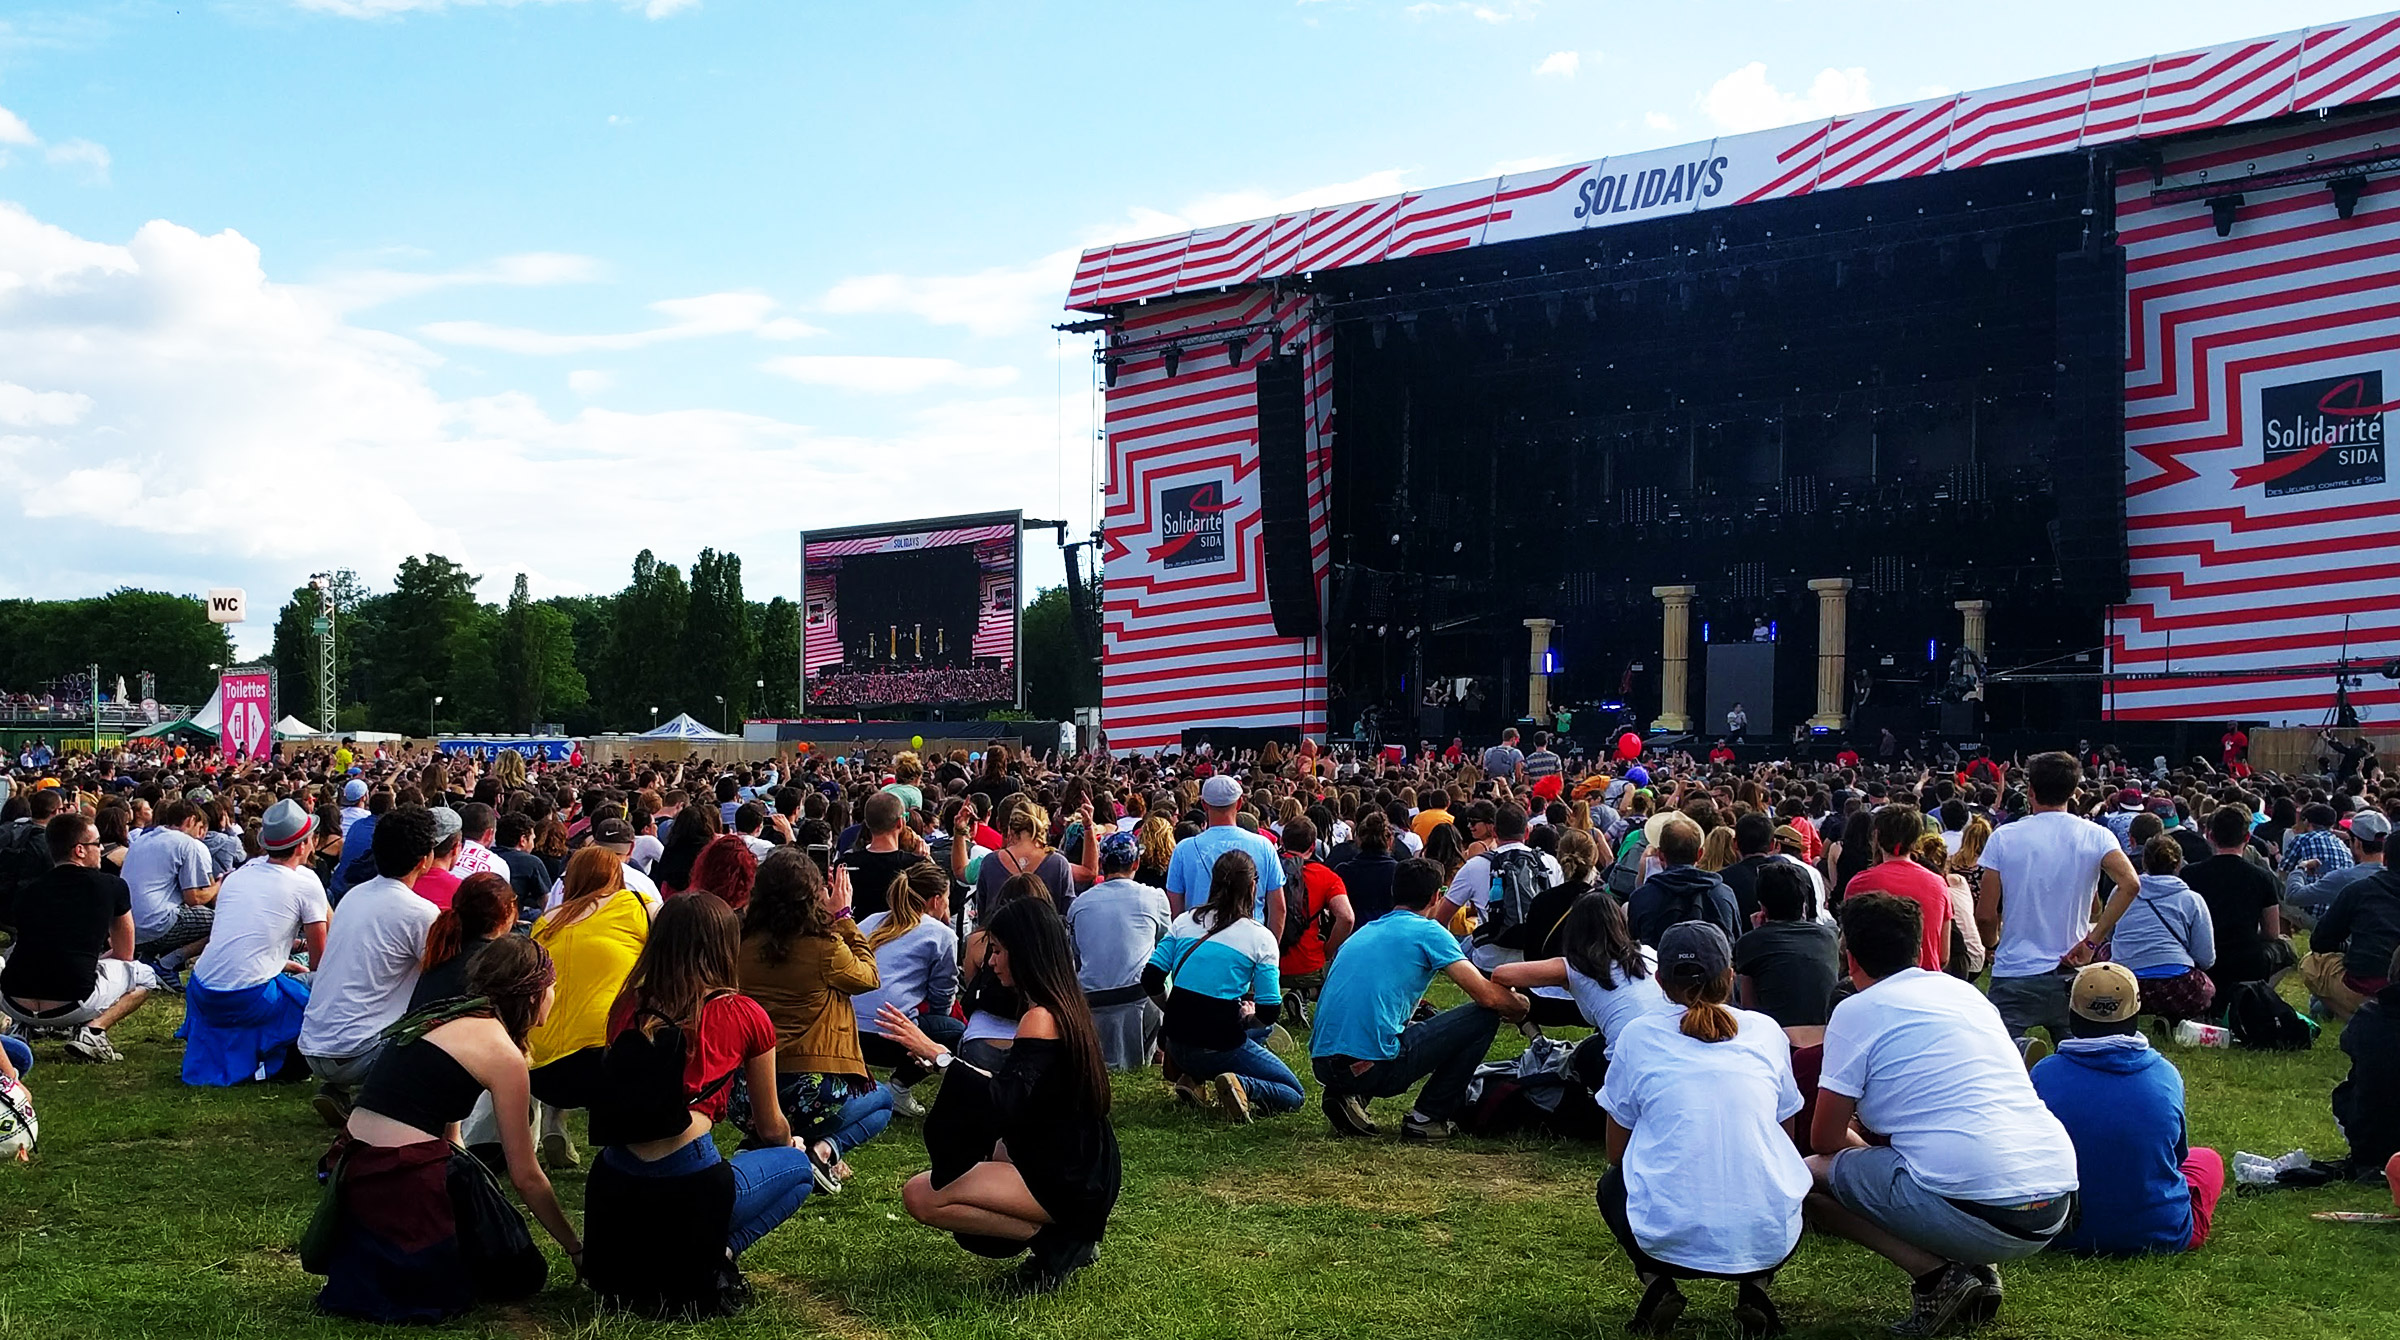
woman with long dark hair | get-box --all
[313,938,581,1323]
[583,893,809,1318]
[1596,922,1808,1336]
[1493,892,1674,1078]
[876,896,1121,1295]
[1141,850,1298,1120]
[653,803,723,897]
[736,849,891,1193]
[955,872,1048,1066]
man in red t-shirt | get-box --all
[1275,818,1356,989]
[1835,746,1861,769]
[1840,804,1952,974]
[2220,723,2250,779]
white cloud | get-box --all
[313,251,604,311]
[44,137,110,184]
[821,249,1082,340]
[0,381,92,426]
[0,200,1081,648]
[1487,155,1567,176]
[1405,1,1536,21]
[0,104,34,147]
[421,291,821,353]
[1534,50,1579,79]
[759,356,1017,395]
[1644,110,1677,132]
[293,0,697,17]
[566,368,613,395]
[1702,62,1874,133]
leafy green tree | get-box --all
[604,549,688,729]
[753,596,802,717]
[1020,584,1097,720]
[543,594,615,734]
[684,548,755,732]
[495,574,588,731]
[0,590,234,704]
[367,554,485,732]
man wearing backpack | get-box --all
[1628,816,1740,948]
[1277,818,1356,1025]
[1434,803,1562,972]
[0,787,65,933]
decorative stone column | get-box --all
[1808,578,1854,730]
[1954,600,1992,660]
[1524,618,1556,724]
[1650,586,1696,732]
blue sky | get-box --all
[0,0,2379,658]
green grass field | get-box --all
[4,977,2394,1340]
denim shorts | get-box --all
[1829,1145,2067,1265]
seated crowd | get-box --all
[1,735,2397,1333]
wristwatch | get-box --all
[930,1049,955,1070]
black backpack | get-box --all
[0,818,53,930]
[1472,847,1554,948]
[2225,980,2316,1051]
[587,1004,737,1147]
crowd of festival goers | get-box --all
[1,725,2396,1333]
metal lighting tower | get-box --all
[308,573,337,733]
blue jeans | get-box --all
[2,1034,29,1078]
[1310,1002,1499,1122]
[602,1135,815,1256]
[802,1083,894,1158]
[1169,1036,1303,1113]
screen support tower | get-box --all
[308,572,338,733]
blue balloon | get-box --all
[1626,765,1650,787]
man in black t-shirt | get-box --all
[836,790,930,921]
[1733,862,1840,1027]
[0,811,162,1063]
[2182,804,2287,995]
[493,813,552,926]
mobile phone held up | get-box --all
[806,843,832,877]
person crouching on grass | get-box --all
[1141,849,1301,1122]
[875,896,1121,1295]
[1598,920,1809,1337]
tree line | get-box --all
[5,547,1099,735]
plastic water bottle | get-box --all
[2172,1020,2231,1048]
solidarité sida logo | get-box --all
[2238,372,2391,498]
[1151,480,1232,568]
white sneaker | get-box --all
[889,1082,926,1119]
[66,1026,124,1063]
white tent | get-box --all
[638,712,733,741]
[276,715,321,739]
[190,686,223,731]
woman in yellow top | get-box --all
[524,846,658,1168]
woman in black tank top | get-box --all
[314,938,584,1324]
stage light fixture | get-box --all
[1581,294,1598,322]
[1161,346,1182,378]
[1543,294,1562,327]
[2331,176,2367,219]
[1482,306,1500,335]
[1398,312,1419,342]
[1102,357,1121,387]
[1225,336,1244,366]
[1980,236,2003,270]
[2207,194,2243,238]
[1371,319,1388,349]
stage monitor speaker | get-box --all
[1703,642,1776,740]
[1257,354,1321,638]
[2051,244,2129,603]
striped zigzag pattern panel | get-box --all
[1099,290,1330,753]
[2105,110,2400,724]
[1065,13,2400,312]
[974,572,1016,663]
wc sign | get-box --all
[207,589,247,624]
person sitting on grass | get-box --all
[1735,862,1842,1029]
[300,806,441,1126]
[1805,893,2080,1337]
[856,862,964,1116]
[734,851,891,1196]
[1599,922,1809,1339]
[875,896,1122,1296]
[2029,962,2224,1256]
[523,846,660,1169]
[1309,857,1530,1141]
[1142,849,1296,1122]
[2333,944,2400,1189]
[410,873,518,1011]
[1274,817,1355,1026]
[2103,835,2217,1023]
[1628,816,1740,947]
[120,797,219,981]
[312,937,581,1324]
[1066,831,1171,1071]
[182,799,328,1085]
[0,809,161,1063]
[1492,890,1673,1087]
[583,893,810,1318]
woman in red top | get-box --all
[583,894,811,1315]
[1838,806,1953,975]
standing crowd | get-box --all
[2,729,2397,1334]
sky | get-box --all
[0,0,2383,660]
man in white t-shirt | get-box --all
[1974,753,2139,1044]
[1433,802,1562,972]
[449,802,507,878]
[298,806,440,1124]
[184,800,330,1086]
[1806,892,2080,1337]
[119,798,220,974]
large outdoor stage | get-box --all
[1065,14,2400,754]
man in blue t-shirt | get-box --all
[1310,857,1528,1141]
[2031,962,2223,1256]
[1165,775,1286,929]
